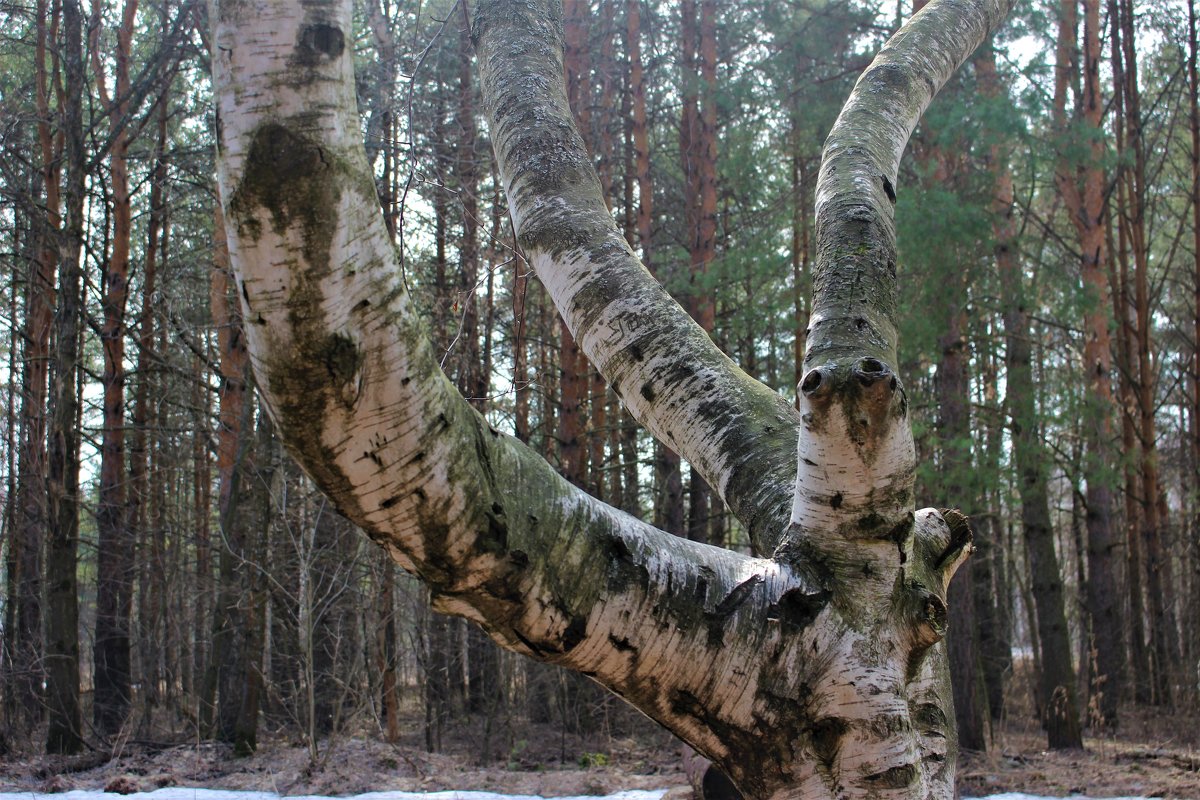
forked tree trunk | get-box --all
[212,0,1013,795]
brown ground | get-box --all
[957,702,1200,799]
[2,705,1198,798]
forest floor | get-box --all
[2,699,1198,798]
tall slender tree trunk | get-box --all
[937,308,987,752]
[424,95,466,740]
[133,10,172,721]
[232,413,276,755]
[1188,0,1200,702]
[91,0,140,736]
[628,0,674,529]
[1054,0,1122,733]
[1002,266,1082,748]
[1107,42,1149,700]
[589,17,612,503]
[2,194,22,735]
[560,0,592,497]
[790,118,810,403]
[44,0,86,754]
[976,40,1014,721]
[1116,0,1180,703]
[203,203,255,743]
[193,345,213,704]
[375,558,400,742]
[10,0,60,726]
[680,0,717,544]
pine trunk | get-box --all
[44,0,86,753]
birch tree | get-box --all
[210,0,1013,796]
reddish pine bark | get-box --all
[1115,0,1181,702]
[91,0,140,735]
[10,0,59,723]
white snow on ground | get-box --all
[0,789,1156,800]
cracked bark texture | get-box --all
[212,0,1013,796]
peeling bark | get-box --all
[212,0,1013,795]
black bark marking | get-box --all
[297,23,345,62]
[701,766,744,800]
[856,511,885,532]
[606,534,631,562]
[512,628,547,657]
[810,716,847,769]
[603,534,649,592]
[380,494,401,509]
[319,332,361,387]
[830,491,844,509]
[865,763,916,789]
[640,382,655,401]
[561,615,587,652]
[712,575,763,617]
[770,587,830,631]
[608,634,636,653]
[480,503,508,554]
[886,512,914,548]
[880,174,897,204]
[705,575,763,646]
[913,702,947,733]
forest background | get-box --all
[0,0,1198,789]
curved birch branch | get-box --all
[809,0,1016,371]
[473,0,801,553]
[785,0,1016,552]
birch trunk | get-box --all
[212,0,1013,795]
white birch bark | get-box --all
[211,0,1012,796]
